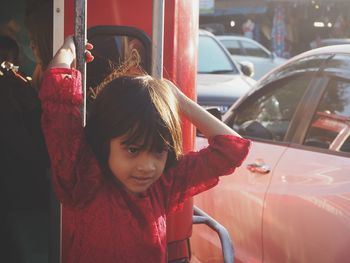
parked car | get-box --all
[197,30,256,113]
[216,35,286,80]
[191,44,350,263]
[310,37,350,49]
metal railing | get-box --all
[193,206,234,263]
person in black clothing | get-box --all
[0,53,49,212]
[0,28,50,263]
[0,35,20,65]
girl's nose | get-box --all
[136,153,156,173]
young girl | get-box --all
[39,36,250,263]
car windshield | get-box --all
[198,35,239,74]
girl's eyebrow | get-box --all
[121,140,135,146]
[121,138,143,146]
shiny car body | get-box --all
[197,30,255,113]
[217,35,286,81]
[191,44,350,263]
[311,38,350,49]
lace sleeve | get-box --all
[163,135,251,213]
[39,68,102,207]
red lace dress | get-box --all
[39,68,251,263]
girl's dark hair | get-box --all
[25,0,53,70]
[85,75,183,172]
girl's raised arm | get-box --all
[166,80,241,139]
[163,81,250,213]
[39,36,98,207]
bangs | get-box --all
[103,76,182,157]
[121,110,173,153]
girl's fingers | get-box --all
[85,51,94,63]
[85,42,94,63]
[85,43,93,50]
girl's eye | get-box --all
[156,145,169,154]
[127,146,139,154]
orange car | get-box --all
[191,44,350,263]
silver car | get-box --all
[197,30,255,113]
[217,35,286,80]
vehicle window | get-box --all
[232,74,311,141]
[304,78,350,152]
[241,41,270,58]
[220,39,241,55]
[340,135,350,153]
[198,35,238,74]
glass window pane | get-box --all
[198,36,237,74]
[221,40,241,55]
[241,41,269,58]
[304,79,350,152]
[232,75,311,141]
[340,135,350,153]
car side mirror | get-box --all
[207,107,222,121]
[239,61,254,78]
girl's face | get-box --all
[108,135,168,195]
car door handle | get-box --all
[246,162,271,174]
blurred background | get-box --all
[199,0,350,58]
